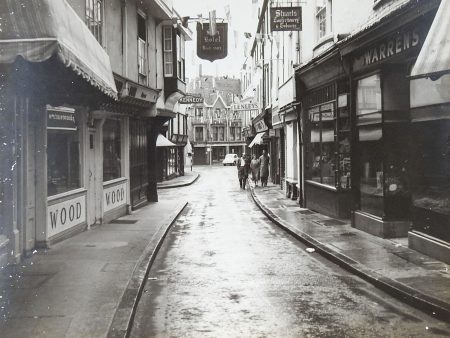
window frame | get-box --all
[163,26,174,77]
[85,0,104,45]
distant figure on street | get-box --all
[237,153,250,189]
[259,150,270,187]
[250,154,260,186]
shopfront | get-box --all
[296,49,352,219]
[342,5,437,238]
[0,0,118,263]
[407,0,450,263]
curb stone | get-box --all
[106,201,189,338]
[250,189,450,323]
[157,173,200,189]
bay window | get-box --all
[163,26,173,77]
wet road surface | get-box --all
[130,166,450,337]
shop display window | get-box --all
[308,103,336,187]
[103,119,122,182]
[356,74,383,217]
[411,120,450,240]
[47,130,81,196]
[337,103,351,189]
[167,148,176,177]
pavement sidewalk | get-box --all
[251,184,450,322]
[0,199,188,338]
[157,171,199,189]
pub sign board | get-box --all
[197,22,228,62]
[270,7,302,32]
[179,95,205,104]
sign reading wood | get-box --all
[270,7,302,31]
[179,95,205,104]
[197,22,228,62]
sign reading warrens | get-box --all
[48,195,86,237]
[232,103,259,111]
[270,7,302,31]
[104,181,127,213]
[179,96,204,104]
[197,22,228,62]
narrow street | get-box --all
[130,166,450,337]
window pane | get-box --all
[47,130,81,196]
[103,119,122,181]
[357,74,382,115]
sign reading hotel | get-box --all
[197,22,228,62]
[232,103,260,111]
[270,7,302,31]
[48,195,86,237]
[354,26,423,70]
[104,181,127,213]
[179,95,204,104]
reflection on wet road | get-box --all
[130,166,450,337]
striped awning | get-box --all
[0,0,117,98]
[410,0,450,80]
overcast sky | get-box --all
[173,0,255,80]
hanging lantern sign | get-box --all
[197,22,228,62]
[270,7,302,31]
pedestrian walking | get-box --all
[250,154,260,186]
[259,150,270,187]
[237,153,250,189]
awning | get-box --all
[410,0,450,80]
[156,134,176,147]
[248,132,266,148]
[0,0,117,98]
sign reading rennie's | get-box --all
[197,22,228,62]
[270,7,302,31]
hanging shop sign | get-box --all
[179,95,204,104]
[47,106,77,131]
[270,7,302,31]
[231,103,259,111]
[197,22,228,62]
[254,119,268,133]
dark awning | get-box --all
[0,0,117,98]
[410,0,450,80]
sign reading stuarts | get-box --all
[197,22,228,62]
[270,7,302,31]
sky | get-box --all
[173,0,256,80]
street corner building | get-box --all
[245,0,449,264]
[0,0,191,267]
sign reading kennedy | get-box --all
[197,22,228,62]
[270,7,302,31]
[179,95,204,104]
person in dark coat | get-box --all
[237,153,250,189]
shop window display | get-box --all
[356,74,383,217]
[411,120,450,240]
[309,103,336,187]
[103,119,122,182]
[47,131,81,196]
